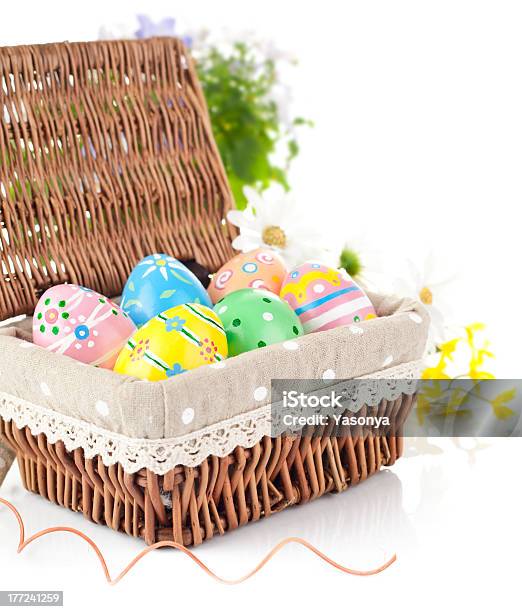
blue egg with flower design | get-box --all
[121,254,212,327]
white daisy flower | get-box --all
[227,184,330,269]
[393,253,456,353]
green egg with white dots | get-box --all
[214,288,304,356]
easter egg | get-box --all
[208,248,287,304]
[121,253,212,327]
[214,288,303,357]
[114,304,227,381]
[33,284,136,368]
[280,262,376,333]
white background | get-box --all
[1,439,519,610]
[1,0,520,372]
[0,1,520,610]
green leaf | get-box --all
[228,174,248,209]
[287,139,299,161]
[195,41,312,200]
[293,117,314,127]
[160,289,177,299]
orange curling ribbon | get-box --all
[0,497,396,585]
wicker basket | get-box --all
[0,38,427,546]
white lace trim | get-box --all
[0,360,420,474]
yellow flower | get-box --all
[422,365,451,380]
[438,338,461,361]
[469,369,495,380]
[422,351,450,379]
[440,388,469,416]
[422,380,444,399]
[466,325,495,379]
[490,389,516,420]
[465,322,486,344]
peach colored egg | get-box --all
[208,248,287,304]
[33,284,136,368]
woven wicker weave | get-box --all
[0,38,416,546]
[0,38,234,321]
[1,395,413,546]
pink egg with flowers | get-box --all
[33,284,136,368]
[279,262,376,333]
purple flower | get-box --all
[135,15,192,47]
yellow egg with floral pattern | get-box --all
[114,304,227,381]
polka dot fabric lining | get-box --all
[0,291,429,473]
[0,360,421,476]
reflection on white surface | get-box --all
[1,440,521,612]
[0,460,415,570]
[0,451,436,571]
[403,436,492,464]
[202,469,414,567]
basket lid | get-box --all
[0,38,235,321]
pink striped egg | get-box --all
[279,263,376,333]
[33,284,136,368]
